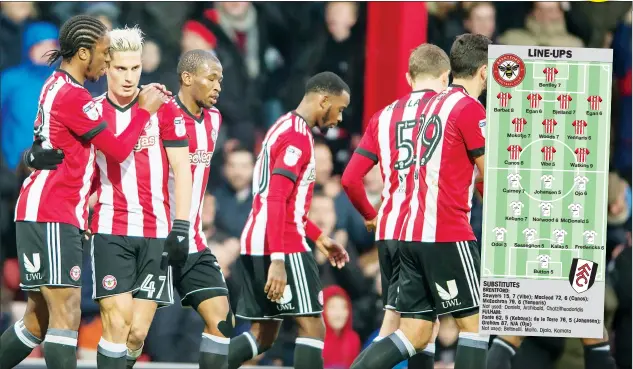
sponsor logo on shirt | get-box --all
[189,149,213,167]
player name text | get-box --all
[534,189,560,195]
[568,135,591,140]
[494,108,514,113]
[586,111,602,116]
[553,110,575,115]
[503,188,523,194]
[526,109,543,114]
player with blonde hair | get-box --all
[28,25,194,369]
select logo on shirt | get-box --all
[189,149,213,167]
[493,54,526,88]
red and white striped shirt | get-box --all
[527,93,542,109]
[557,94,572,110]
[355,90,437,241]
[575,148,590,163]
[541,146,556,161]
[587,95,602,110]
[15,70,103,229]
[400,85,485,243]
[512,117,527,133]
[241,112,316,255]
[543,67,558,82]
[572,120,587,135]
[168,97,222,253]
[91,95,188,238]
[508,145,522,160]
[542,119,557,134]
[497,92,511,107]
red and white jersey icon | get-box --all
[542,119,557,134]
[572,120,587,135]
[541,146,557,161]
[543,67,558,82]
[508,145,522,160]
[497,92,512,107]
[557,94,573,109]
[587,95,602,110]
[527,93,542,109]
[512,117,527,133]
[575,148,590,163]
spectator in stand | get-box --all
[139,39,180,93]
[213,146,255,238]
[499,2,584,47]
[463,2,496,42]
[309,192,380,344]
[0,1,38,71]
[609,242,631,369]
[336,164,380,255]
[426,2,465,54]
[314,138,341,197]
[181,1,277,151]
[280,2,366,174]
[322,285,361,369]
[1,21,58,170]
[612,10,632,184]
[313,137,375,253]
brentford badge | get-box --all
[102,275,117,291]
[568,258,598,294]
[70,266,81,281]
[493,54,526,88]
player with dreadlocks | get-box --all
[0,15,167,369]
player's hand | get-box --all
[364,217,377,232]
[162,219,189,269]
[315,234,349,269]
[139,85,169,115]
[265,260,287,302]
[83,229,92,241]
[140,83,172,97]
[24,139,65,170]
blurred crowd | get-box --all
[0,1,631,368]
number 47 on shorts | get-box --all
[139,273,167,299]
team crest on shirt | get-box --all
[102,275,117,290]
[69,266,81,281]
[283,146,302,166]
[82,101,100,121]
[211,128,218,141]
[174,116,186,137]
[493,54,526,88]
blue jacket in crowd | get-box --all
[1,22,58,170]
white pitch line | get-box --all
[488,167,605,174]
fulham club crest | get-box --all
[568,258,598,294]
[493,54,526,88]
